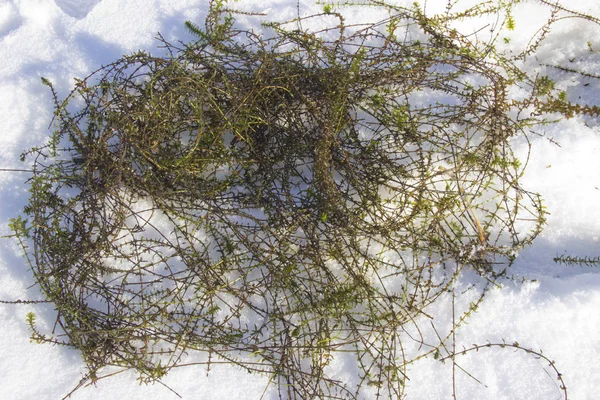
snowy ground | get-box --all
[0,1,599,399]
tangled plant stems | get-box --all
[8,0,600,398]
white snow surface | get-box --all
[0,1,599,399]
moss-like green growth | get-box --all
[10,0,597,398]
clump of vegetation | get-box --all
[8,0,599,398]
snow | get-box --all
[0,0,599,399]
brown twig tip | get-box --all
[440,342,569,400]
